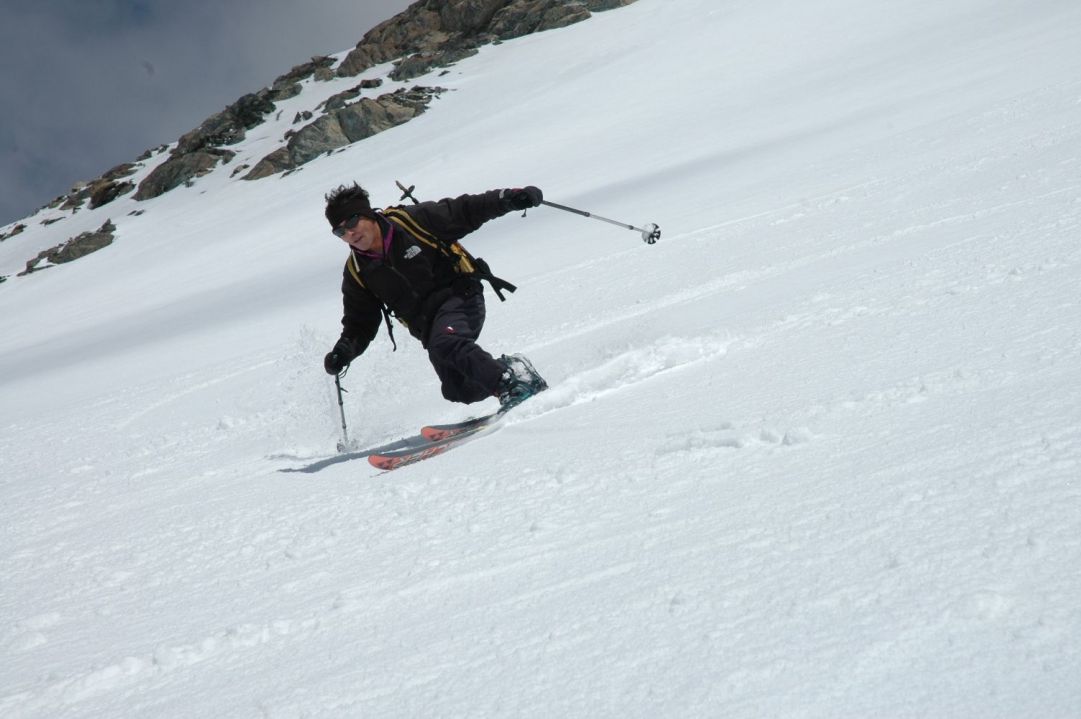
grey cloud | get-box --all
[0,0,412,225]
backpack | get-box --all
[381,206,516,301]
[344,207,517,349]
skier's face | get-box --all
[338,215,382,254]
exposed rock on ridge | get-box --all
[133,56,338,201]
[27,1,636,218]
[245,86,445,180]
[7,0,638,283]
[0,223,27,243]
[337,0,633,80]
[19,220,117,276]
[245,0,636,178]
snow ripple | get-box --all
[516,334,734,419]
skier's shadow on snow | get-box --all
[277,433,429,474]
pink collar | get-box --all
[354,222,394,260]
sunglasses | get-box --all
[332,213,364,238]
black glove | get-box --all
[323,337,356,375]
[501,186,543,211]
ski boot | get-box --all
[496,354,548,410]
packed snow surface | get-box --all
[2,0,1080,716]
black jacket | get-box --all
[338,189,511,356]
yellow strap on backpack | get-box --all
[383,206,477,275]
[345,251,364,288]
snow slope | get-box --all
[3,0,1081,715]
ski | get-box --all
[368,413,507,470]
[420,412,503,441]
[368,368,548,470]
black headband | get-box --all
[326,197,376,228]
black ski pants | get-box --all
[426,293,505,404]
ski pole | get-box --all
[334,374,352,452]
[395,179,661,243]
[396,180,420,205]
[541,200,661,244]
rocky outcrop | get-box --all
[243,0,636,180]
[322,78,385,113]
[89,179,136,210]
[5,0,641,283]
[31,1,638,216]
[1,223,26,242]
[132,56,342,201]
[19,220,116,275]
[134,148,236,201]
[389,47,479,82]
[133,90,273,201]
[337,0,635,80]
[50,162,139,213]
[269,56,337,102]
[244,86,445,180]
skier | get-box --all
[322,183,548,409]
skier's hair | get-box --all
[325,182,374,228]
[325,182,369,207]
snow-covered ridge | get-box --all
[0,0,637,281]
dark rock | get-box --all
[584,0,634,9]
[53,161,140,212]
[102,162,138,181]
[336,0,635,78]
[50,220,117,263]
[245,148,294,180]
[89,180,136,209]
[439,0,507,34]
[282,114,352,167]
[490,1,592,40]
[135,150,234,200]
[176,91,275,155]
[19,220,116,275]
[336,7,447,77]
[271,81,304,102]
[132,90,274,201]
[136,145,169,162]
[1,223,27,242]
[60,183,92,212]
[318,80,385,113]
[337,96,414,142]
[390,47,479,82]
[245,87,445,180]
[270,56,336,101]
[322,85,365,113]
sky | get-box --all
[0,0,413,227]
